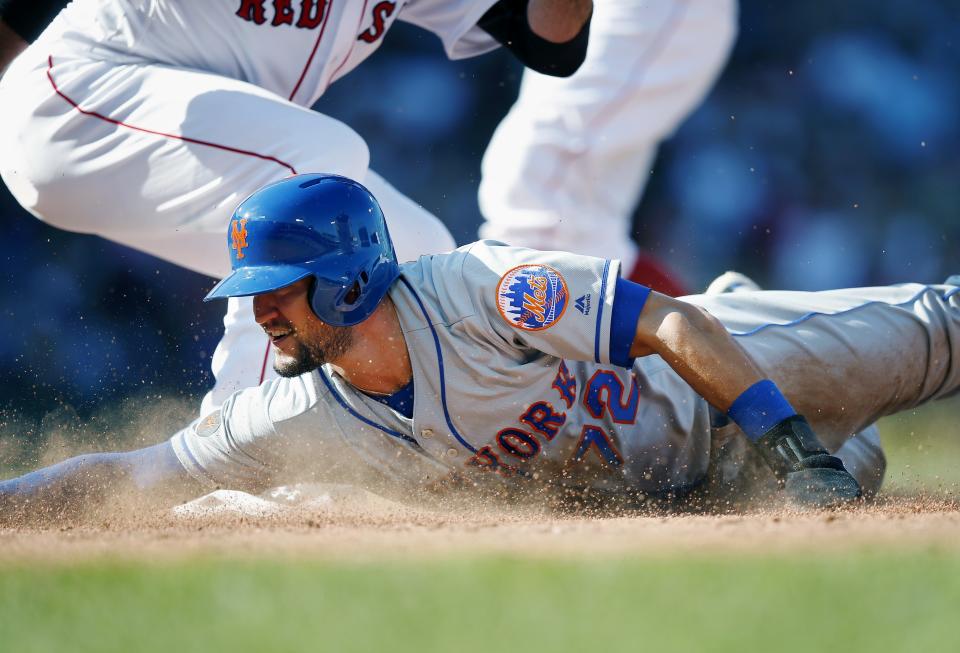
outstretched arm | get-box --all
[627,289,862,508]
[630,292,764,412]
[0,441,206,525]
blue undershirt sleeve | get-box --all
[609,278,651,368]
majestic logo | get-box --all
[574,294,591,316]
[496,264,569,331]
[231,218,249,259]
[358,1,396,43]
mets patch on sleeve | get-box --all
[496,264,569,331]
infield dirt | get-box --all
[3,400,959,567]
[2,491,959,566]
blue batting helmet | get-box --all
[204,174,400,326]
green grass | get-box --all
[877,401,960,493]
[2,554,959,653]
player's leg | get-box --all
[1,51,361,412]
[0,49,456,413]
[0,53,372,278]
[686,282,960,451]
[478,0,737,293]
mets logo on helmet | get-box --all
[231,218,249,259]
[496,264,569,331]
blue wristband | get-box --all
[727,380,797,442]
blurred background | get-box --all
[0,0,957,469]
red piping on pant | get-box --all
[47,56,298,175]
[259,339,271,385]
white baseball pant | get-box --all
[479,0,737,269]
[0,49,456,414]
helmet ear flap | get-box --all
[340,265,377,309]
[342,280,363,307]
[307,275,368,322]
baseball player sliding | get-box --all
[2,174,957,521]
[0,0,592,415]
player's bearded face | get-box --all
[254,279,355,377]
[272,317,354,377]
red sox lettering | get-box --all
[234,0,398,43]
[235,0,328,28]
[358,2,398,43]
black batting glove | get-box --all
[754,415,862,509]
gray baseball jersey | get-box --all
[171,242,960,497]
